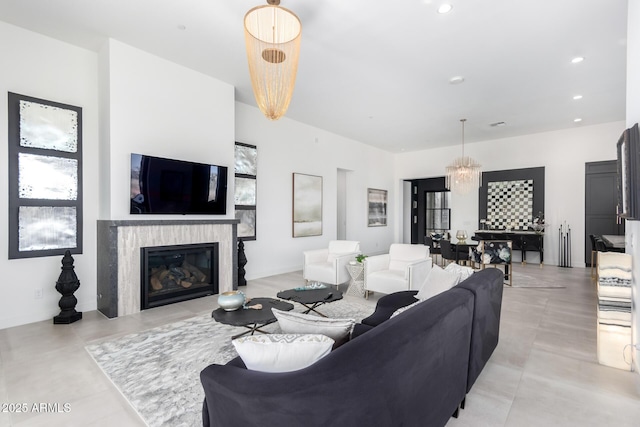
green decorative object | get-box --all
[355,254,368,263]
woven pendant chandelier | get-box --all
[445,119,482,194]
[244,0,302,120]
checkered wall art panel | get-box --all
[487,179,534,230]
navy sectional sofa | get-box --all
[200,268,504,427]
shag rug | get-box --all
[85,298,373,427]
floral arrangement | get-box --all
[530,211,547,232]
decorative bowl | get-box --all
[218,291,245,311]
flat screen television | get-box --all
[617,123,640,220]
[130,153,228,215]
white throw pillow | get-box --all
[272,308,355,342]
[444,262,474,283]
[415,264,459,301]
[390,300,422,318]
[233,334,334,373]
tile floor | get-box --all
[0,263,639,426]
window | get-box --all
[234,142,257,240]
[8,92,83,259]
[425,191,450,235]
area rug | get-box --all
[510,270,566,288]
[85,299,373,427]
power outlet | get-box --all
[34,288,43,299]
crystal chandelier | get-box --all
[445,119,482,194]
[244,0,301,120]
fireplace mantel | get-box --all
[97,219,238,318]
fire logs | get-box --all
[149,260,207,291]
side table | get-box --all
[345,263,365,297]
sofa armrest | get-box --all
[406,258,432,290]
[333,252,358,268]
[364,254,390,275]
[360,290,419,327]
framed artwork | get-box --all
[293,173,323,237]
[235,208,256,240]
[368,188,387,227]
[479,167,544,231]
[8,92,83,259]
[235,142,257,240]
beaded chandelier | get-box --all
[445,119,482,194]
[244,0,301,120]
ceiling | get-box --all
[0,0,629,152]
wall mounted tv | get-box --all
[130,153,228,215]
[617,123,640,220]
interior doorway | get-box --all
[585,160,625,265]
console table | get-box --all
[473,231,544,266]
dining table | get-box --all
[601,235,625,252]
[450,240,477,264]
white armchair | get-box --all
[364,244,432,296]
[303,240,361,288]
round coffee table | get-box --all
[211,297,293,339]
[276,288,343,317]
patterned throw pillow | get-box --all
[272,308,355,342]
[233,334,334,373]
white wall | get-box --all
[235,102,396,279]
[625,0,640,373]
[99,39,235,220]
[0,18,630,331]
[0,22,100,329]
[395,121,625,267]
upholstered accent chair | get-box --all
[303,240,361,288]
[363,243,432,297]
[424,236,441,266]
[469,240,513,286]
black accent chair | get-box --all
[441,239,470,265]
[440,239,457,265]
[589,234,598,278]
[425,236,442,266]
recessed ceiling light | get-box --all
[571,56,584,64]
[574,118,583,123]
[438,4,453,14]
[449,76,465,84]
[573,95,583,100]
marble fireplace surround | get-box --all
[97,220,238,318]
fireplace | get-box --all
[140,242,219,310]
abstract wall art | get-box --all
[293,173,323,237]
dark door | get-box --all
[585,161,625,265]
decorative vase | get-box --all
[218,290,245,311]
[456,230,468,243]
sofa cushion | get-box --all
[232,334,334,373]
[415,264,459,301]
[272,308,355,342]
